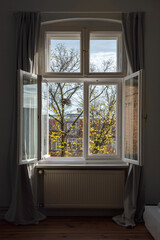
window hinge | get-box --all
[144,114,148,120]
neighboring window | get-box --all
[67,138,79,152]
[50,140,61,151]
[67,122,78,135]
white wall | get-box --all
[0,0,160,208]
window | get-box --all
[45,32,81,73]
[41,81,49,157]
[17,71,39,164]
[48,81,83,158]
[89,32,122,73]
[123,71,143,165]
[88,84,117,155]
[45,79,121,160]
[18,19,143,166]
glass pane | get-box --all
[90,33,118,73]
[22,75,38,160]
[42,82,48,156]
[48,82,83,157]
[49,33,81,73]
[125,76,139,160]
[89,84,117,155]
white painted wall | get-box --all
[0,0,160,208]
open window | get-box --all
[18,20,143,166]
[18,69,143,165]
[41,80,49,159]
[123,70,143,166]
[17,70,39,164]
[18,70,50,164]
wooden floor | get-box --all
[0,217,153,240]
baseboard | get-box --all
[39,208,123,217]
[0,207,123,219]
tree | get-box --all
[102,58,116,72]
[89,85,116,154]
[90,58,116,72]
[49,82,83,157]
[49,42,116,157]
[50,43,80,73]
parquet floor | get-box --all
[0,217,153,240]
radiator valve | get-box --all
[38,170,43,175]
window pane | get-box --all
[89,84,117,155]
[48,33,81,73]
[90,33,118,73]
[125,77,139,160]
[49,82,83,157]
[22,75,38,160]
[42,82,48,156]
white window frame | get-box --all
[122,70,143,166]
[43,31,83,77]
[41,77,122,164]
[17,70,40,165]
[40,79,50,159]
[45,31,82,74]
[40,27,124,79]
[88,31,122,74]
[84,79,122,161]
[18,70,143,166]
[35,20,143,166]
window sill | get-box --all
[36,160,128,169]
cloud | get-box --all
[90,52,117,70]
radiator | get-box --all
[44,170,125,209]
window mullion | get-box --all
[83,82,89,160]
[82,28,89,77]
[38,75,42,160]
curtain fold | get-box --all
[122,12,144,72]
[113,12,145,228]
[113,165,144,227]
[5,12,46,225]
[16,12,41,73]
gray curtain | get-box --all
[5,12,46,225]
[122,12,144,72]
[113,12,144,227]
